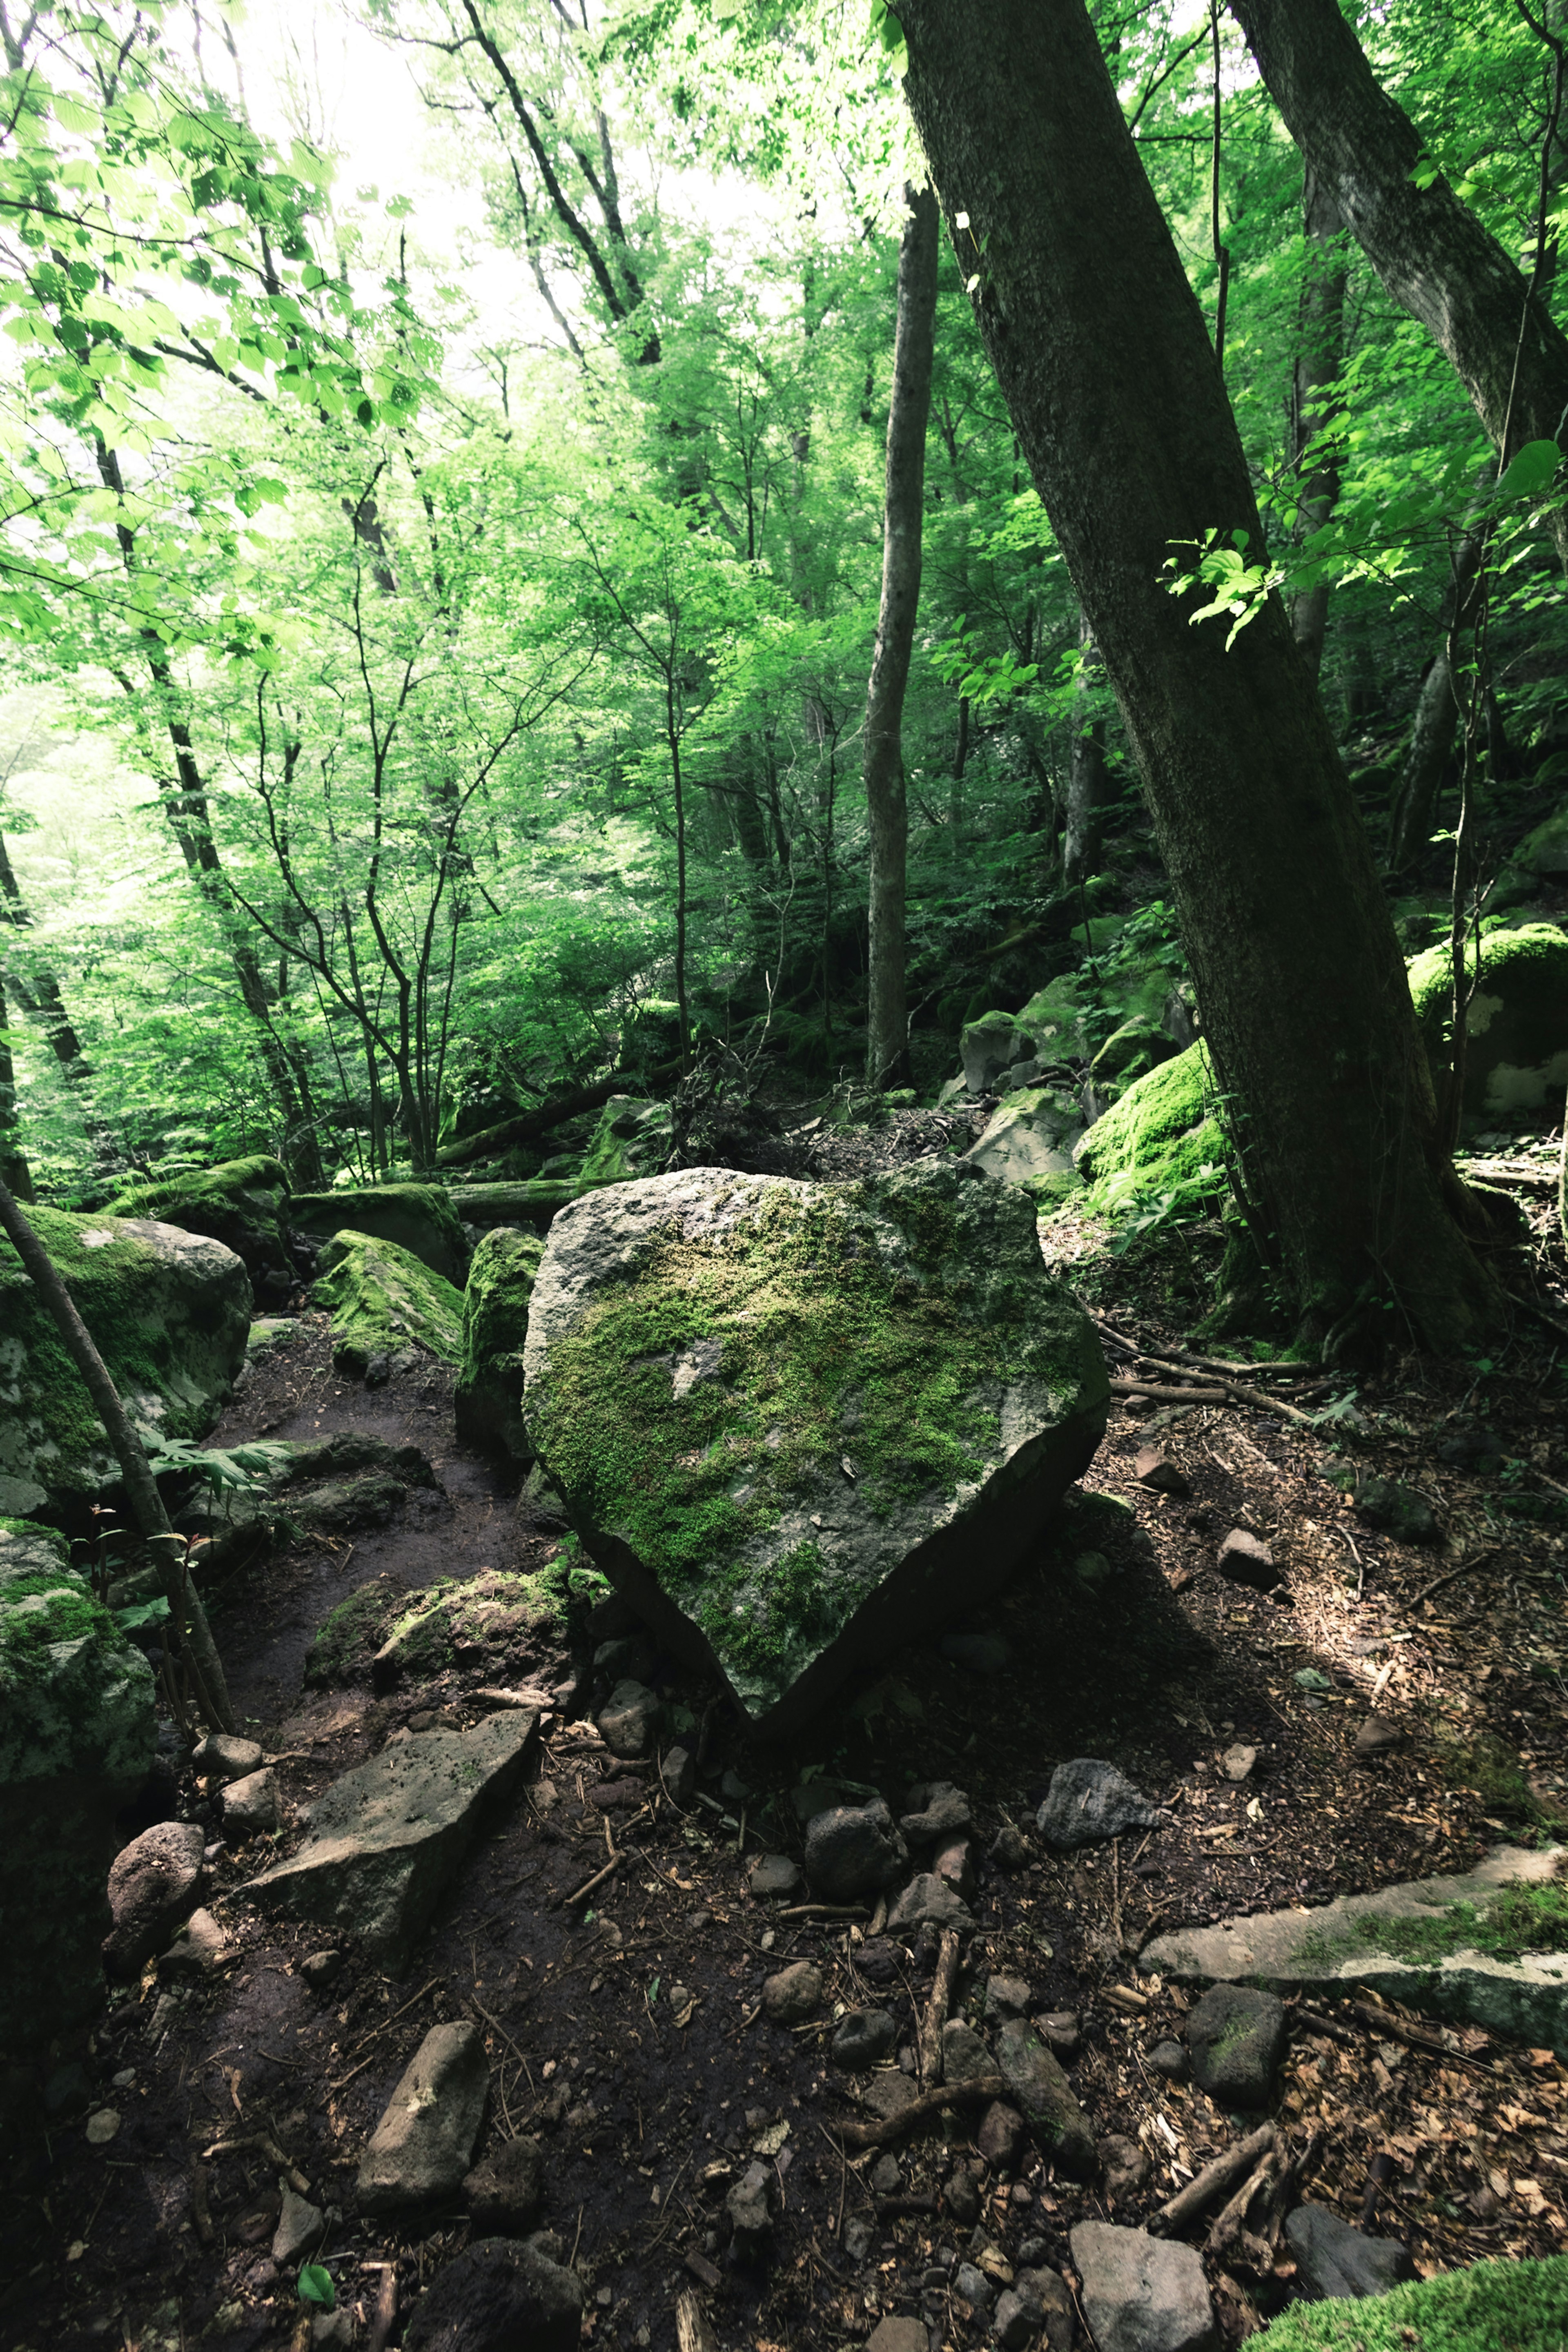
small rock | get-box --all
[1037,1759,1161,1850]
[157,1907,227,1977]
[1017,2267,1076,2351]
[104,1819,205,1974]
[955,2260,994,2310]
[401,2236,583,2352]
[597,1679,660,1758]
[1099,2134,1151,2202]
[1285,2203,1416,2299]
[856,1937,898,1985]
[985,1973,1033,2022]
[831,2009,896,2070]
[866,2321,927,2352]
[804,1800,908,1901]
[996,2019,1096,2174]
[1147,2039,1189,2082]
[994,2288,1033,2351]
[1037,2011,1080,2059]
[85,2109,120,2146]
[1355,1715,1406,1761]
[358,2021,491,2214]
[844,2214,876,2264]
[272,2188,325,2265]
[1220,1744,1257,1783]
[977,2101,1026,2170]
[192,1732,265,1784]
[301,1949,344,1991]
[1071,2221,1217,2352]
[870,2153,902,2196]
[1351,1474,1439,1545]
[1183,1984,1287,2108]
[311,2314,356,2352]
[1216,1529,1280,1591]
[223,1767,281,1837]
[899,1781,973,1842]
[762,1961,822,2025]
[1134,1449,1191,1497]
[660,1744,696,1805]
[886,1872,975,1934]
[942,2019,993,2085]
[748,1852,803,1900]
[726,2159,776,2258]
[990,1823,1030,1871]
[940,1632,1010,1676]
[719,1768,751,1803]
[934,1835,976,1901]
[594,1635,657,1685]
[463,2135,545,2235]
[944,2169,982,2225]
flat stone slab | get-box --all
[1070,2222,1217,2352]
[243,1710,538,1972]
[359,2020,489,2215]
[1143,1842,1568,2054]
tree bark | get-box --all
[1230,0,1568,570]
[1064,608,1113,886]
[0,980,32,1199]
[1388,531,1484,871]
[1289,164,1349,679]
[865,181,939,1092]
[898,0,1502,1352]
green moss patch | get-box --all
[309,1229,465,1375]
[456,1227,545,1458]
[373,1568,564,1683]
[1252,2252,1568,2350]
[1437,1731,1561,1827]
[578,1096,672,1185]
[303,1575,416,1686]
[1296,1880,1568,1973]
[0,1567,116,1681]
[1075,1041,1227,1220]
[292,1183,468,1283]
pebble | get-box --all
[1037,2011,1080,2059]
[985,1973,1033,2022]
[597,1679,660,1758]
[1184,1984,1287,2107]
[831,2008,897,2070]
[870,2153,902,2196]
[192,1731,265,1783]
[661,1744,696,1805]
[886,1872,974,1933]
[1036,1758,1162,1849]
[933,1835,976,1901]
[1285,2203,1416,2298]
[222,1767,281,1837]
[844,2214,875,2263]
[85,2109,120,2146]
[995,2018,1096,2174]
[1216,1528,1281,1591]
[1134,1448,1191,1497]
[158,1907,227,1976]
[272,2188,325,2265]
[1355,1714,1406,1760]
[990,1823,1029,1870]
[358,2022,491,2214]
[866,2321,927,2352]
[762,1961,822,2025]
[804,1799,908,1901]
[1221,1744,1257,1782]
[954,2260,993,2310]
[976,2100,1025,2170]
[104,1820,205,1974]
[898,1782,972,1841]
[301,1949,344,1991]
[726,2160,775,2258]
[944,2170,981,2226]
[941,2018,993,2085]
[464,2135,545,2235]
[748,1852,803,1900]
[1147,2038,1189,2081]
[1099,2134,1152,2202]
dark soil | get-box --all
[4,1158,1567,2352]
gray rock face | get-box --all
[1285,2204,1416,2300]
[763,1962,822,2025]
[401,2236,583,2352]
[272,2188,325,2265]
[1216,1529,1280,1590]
[1070,2221,1218,2352]
[942,2018,993,2085]
[463,2135,545,2236]
[832,2009,897,2070]
[959,1085,1085,1200]
[243,1710,538,1972]
[358,2022,490,2216]
[1183,1984,1286,2107]
[886,1872,975,1934]
[520,1162,1108,1737]
[597,1679,659,1758]
[105,1819,205,1975]
[1037,1758,1162,1849]
[805,1800,908,1900]
[995,2018,1096,2175]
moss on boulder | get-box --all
[0,1206,252,1522]
[309,1229,465,1378]
[522,1160,1108,1737]
[1089,1013,1177,1103]
[292,1182,469,1284]
[1075,1041,1227,1220]
[1517,806,1568,878]
[456,1228,545,1459]
[1252,2253,1568,2350]
[959,1086,1085,1206]
[304,1573,414,1686]
[106,1156,291,1283]
[1407,921,1568,1132]
[369,1568,565,1688]
[579,1095,673,1184]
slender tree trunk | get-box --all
[899,0,1502,1353]
[0,829,89,1078]
[1388,531,1484,871]
[0,982,32,1198]
[1064,609,1113,886]
[1290,164,1349,678]
[865,181,939,1092]
[1230,0,1568,570]
[949,693,969,855]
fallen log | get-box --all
[1148,2123,1275,2237]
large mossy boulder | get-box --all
[959,979,1087,1096]
[291,1183,469,1284]
[1075,1041,1227,1220]
[105,1156,291,1285]
[1088,1013,1177,1104]
[1407,921,1568,1132]
[959,1085,1085,1207]
[309,1230,465,1379]
[0,1207,252,1522]
[0,1519,156,2071]
[521,1160,1108,1737]
[455,1228,545,1459]
[578,1095,673,1184]
[1516,805,1568,878]
[1251,2253,1568,2349]
[448,1178,612,1234]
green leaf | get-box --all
[297,2265,334,2309]
[1495,439,1562,501]
[113,1596,171,1634]
[1293,1668,1332,1691]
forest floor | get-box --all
[6,1127,1568,2352]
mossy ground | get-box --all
[1252,2253,1568,2350]
[309,1229,465,1374]
[1437,1731,1563,1828]
[1074,1041,1228,1219]
[0,1567,116,1681]
[1295,1880,1568,1972]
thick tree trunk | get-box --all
[1290,165,1349,679]
[1231,0,1568,570]
[865,182,939,1092]
[1063,609,1113,886]
[899,0,1501,1352]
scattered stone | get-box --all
[311,2313,356,2351]
[934,1835,976,1901]
[301,1949,343,1991]
[843,2214,876,2263]
[1037,2011,1080,2059]
[1100,2135,1152,2201]
[863,2074,924,2126]
[222,1767,281,1837]
[1071,2222,1217,2352]
[401,2236,583,2352]
[726,2160,776,2258]
[105,1820,204,1975]
[941,2019,993,2085]
[1037,1759,1162,1850]
[762,1962,822,2025]
[944,2169,982,2225]
[1284,2203,1417,2300]
[1018,2266,1076,2352]
[1147,2039,1189,2082]
[1135,1449,1191,1497]
[272,2189,325,2265]
[977,2101,1026,2170]
[856,1938,898,1986]
[192,1732,264,1783]
[990,1824,1029,1871]
[1220,1744,1257,1783]
[870,2153,902,2196]
[1349,1473,1440,1546]
[1183,1985,1289,2107]
[986,1974,1033,2022]
[954,2260,994,2311]
[157,1908,227,1977]
[940,1631,1011,1676]
[357,2022,491,2215]
[1355,1714,1406,1761]
[244,1710,537,1972]
[748,1853,803,1901]
[899,1782,972,1842]
[831,2009,896,2070]
[805,1800,909,1901]
[1216,1529,1280,1591]
[995,2019,1096,2174]
[661,1744,696,1805]
[463,2136,545,2236]
[886,1872,975,1934]
[867,2321,928,2352]
[596,1679,661,1758]
[85,2109,120,2146]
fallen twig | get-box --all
[1405,1547,1499,1612]
[560,1849,624,1908]
[1205,2143,1279,2260]
[199,2131,310,2195]
[365,2262,397,2352]
[918,1926,962,2087]
[828,2072,1011,2150]
[777,1902,869,1921]
[1148,2123,1275,2237]
[472,1995,535,2091]
[675,2288,717,2352]
[343,1977,442,2058]
[1107,1373,1319,1428]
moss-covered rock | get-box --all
[1517,806,1568,877]
[0,1207,252,1522]
[1407,921,1568,1132]
[292,1183,469,1284]
[959,1086,1085,1206]
[578,1095,673,1184]
[1251,2253,1568,2349]
[1075,1041,1227,1220]
[1089,1013,1177,1103]
[455,1228,545,1460]
[522,1161,1108,1737]
[369,1568,565,1689]
[106,1156,291,1284]
[448,1178,619,1233]
[172,1432,441,1574]
[309,1229,465,1378]
[303,1573,415,1686]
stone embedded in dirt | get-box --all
[831,2008,897,2070]
[588,1776,643,1813]
[463,2134,545,2236]
[597,1678,660,1758]
[1037,2011,1081,2059]
[1350,1472,1439,1545]
[867,2319,929,2352]
[954,2258,994,2311]
[310,2314,355,2352]
[986,1974,1033,2022]
[301,1949,343,1991]
[519,1162,1108,1737]
[995,2019,1096,2175]
[748,1852,803,1900]
[899,1782,972,1842]
[977,2100,1026,2170]
[660,1744,696,1805]
[726,2159,777,2259]
[1216,1528,1281,1590]
[222,1766,281,1837]
[934,1835,976,1901]
[85,2107,120,2145]
[1036,1758,1162,1849]
[1183,1984,1287,2107]
[1100,2134,1152,2202]
[369,1572,559,1695]
[105,1819,204,1975]
[1355,1713,1406,1760]
[243,1709,537,1973]
[359,2021,490,2216]
[455,1227,546,1463]
[763,1961,823,2025]
[870,2153,902,2195]
[1221,1744,1257,1783]
[1071,2221,1218,2352]
[1284,2203,1417,2299]
[804,1799,908,1901]
[401,2235,583,2352]
[941,2018,993,2085]
[272,2188,325,2265]
[939,1630,1011,1676]
[943,2168,982,2225]
[1134,1448,1191,1497]
[886,1872,975,1935]
[1148,2038,1189,2081]
[990,1823,1029,1871]
[192,1732,264,1783]
[993,2286,1035,2351]
[157,1907,227,1977]
[856,1938,898,1986]
[864,2073,924,2126]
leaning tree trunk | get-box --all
[1230,0,1568,572]
[1063,608,1113,886]
[864,180,939,1093]
[898,0,1502,1354]
[1289,163,1349,679]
